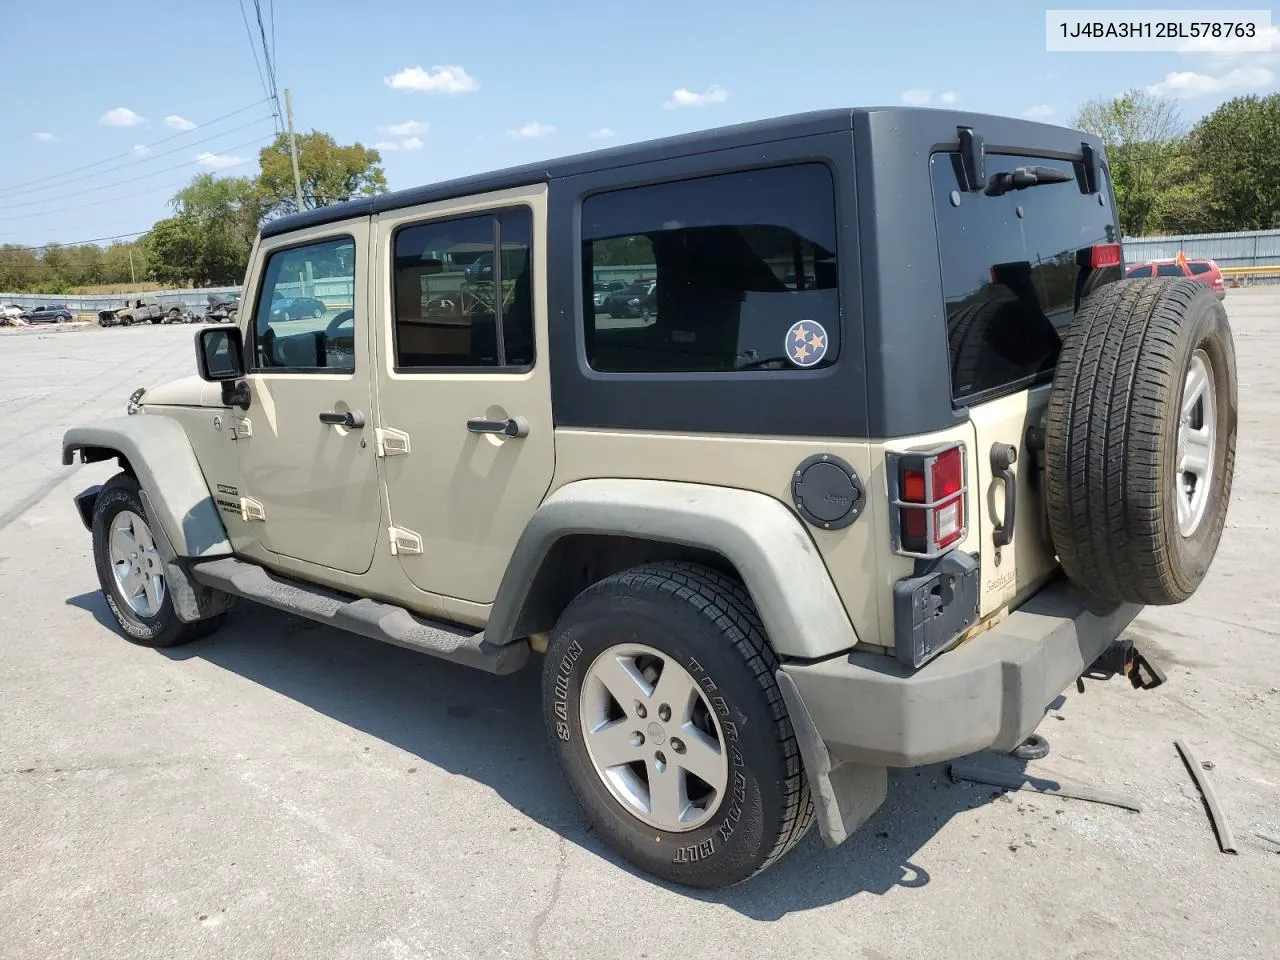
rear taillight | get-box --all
[1090,243,1122,269]
[887,443,968,558]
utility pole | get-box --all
[284,88,305,214]
[127,247,136,285]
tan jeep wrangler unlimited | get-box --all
[62,108,1236,889]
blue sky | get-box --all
[2,0,1276,247]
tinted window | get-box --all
[582,163,839,373]
[1126,264,1153,277]
[392,207,533,369]
[1156,263,1185,277]
[932,153,1120,402]
[252,237,356,372]
[1187,262,1211,275]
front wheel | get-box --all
[542,562,813,888]
[91,473,224,647]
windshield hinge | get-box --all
[1081,141,1100,194]
[375,426,411,457]
[388,526,423,556]
[239,497,266,522]
[957,126,986,192]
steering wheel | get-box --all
[324,309,354,339]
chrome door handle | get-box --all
[319,410,365,428]
[466,416,529,438]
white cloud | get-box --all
[900,89,932,105]
[131,144,151,156]
[589,127,616,140]
[384,65,478,94]
[165,115,196,131]
[939,91,959,103]
[99,107,145,126]
[34,131,56,142]
[1147,65,1274,98]
[375,137,425,151]
[195,151,247,169]
[663,84,729,108]
[1022,104,1054,118]
[508,121,555,139]
[386,120,429,136]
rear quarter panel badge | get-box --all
[785,320,828,368]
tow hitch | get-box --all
[1087,637,1167,690]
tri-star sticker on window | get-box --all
[786,319,828,367]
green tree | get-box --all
[101,241,149,285]
[1190,94,1280,231]
[1073,89,1186,236]
[0,244,49,291]
[147,173,264,286]
[256,131,387,217]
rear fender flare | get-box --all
[62,415,231,559]
[486,478,860,660]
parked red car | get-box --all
[1126,256,1226,300]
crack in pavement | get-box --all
[529,835,567,960]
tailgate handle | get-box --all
[991,442,1017,548]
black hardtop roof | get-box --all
[260,106,1096,239]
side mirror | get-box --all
[196,325,245,381]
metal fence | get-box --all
[0,287,241,316]
[1122,228,1280,271]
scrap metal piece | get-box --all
[1175,739,1238,854]
[949,757,1142,812]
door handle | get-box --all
[990,442,1017,548]
[466,416,529,438]
[319,410,365,428]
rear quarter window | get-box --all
[1188,262,1211,275]
[931,152,1121,403]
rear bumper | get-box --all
[780,577,1141,767]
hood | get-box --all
[139,375,223,408]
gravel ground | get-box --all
[1,296,1277,960]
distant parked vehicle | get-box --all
[598,281,657,318]
[24,304,74,324]
[268,295,328,321]
[1126,255,1226,300]
[98,296,188,327]
[203,292,240,323]
[1,304,28,326]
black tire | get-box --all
[92,473,225,647]
[542,562,813,888]
[1044,278,1237,605]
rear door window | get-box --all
[931,152,1121,403]
[1156,263,1185,277]
[1187,262,1211,275]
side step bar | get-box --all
[190,557,528,675]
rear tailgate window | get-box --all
[930,152,1121,403]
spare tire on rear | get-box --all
[1044,278,1237,605]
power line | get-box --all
[237,0,271,107]
[0,136,273,212]
[0,116,276,202]
[0,230,151,255]
[0,99,273,197]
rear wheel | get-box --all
[92,473,224,647]
[542,562,813,888]
[1044,278,1237,604]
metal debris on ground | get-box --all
[1174,739,1238,855]
[948,756,1143,812]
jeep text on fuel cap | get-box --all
[791,453,866,530]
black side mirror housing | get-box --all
[196,326,245,382]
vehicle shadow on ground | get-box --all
[65,591,1037,919]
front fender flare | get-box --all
[487,478,859,660]
[62,415,231,559]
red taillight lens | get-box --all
[929,447,965,548]
[902,469,926,503]
[891,444,968,557]
[1090,243,1122,269]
